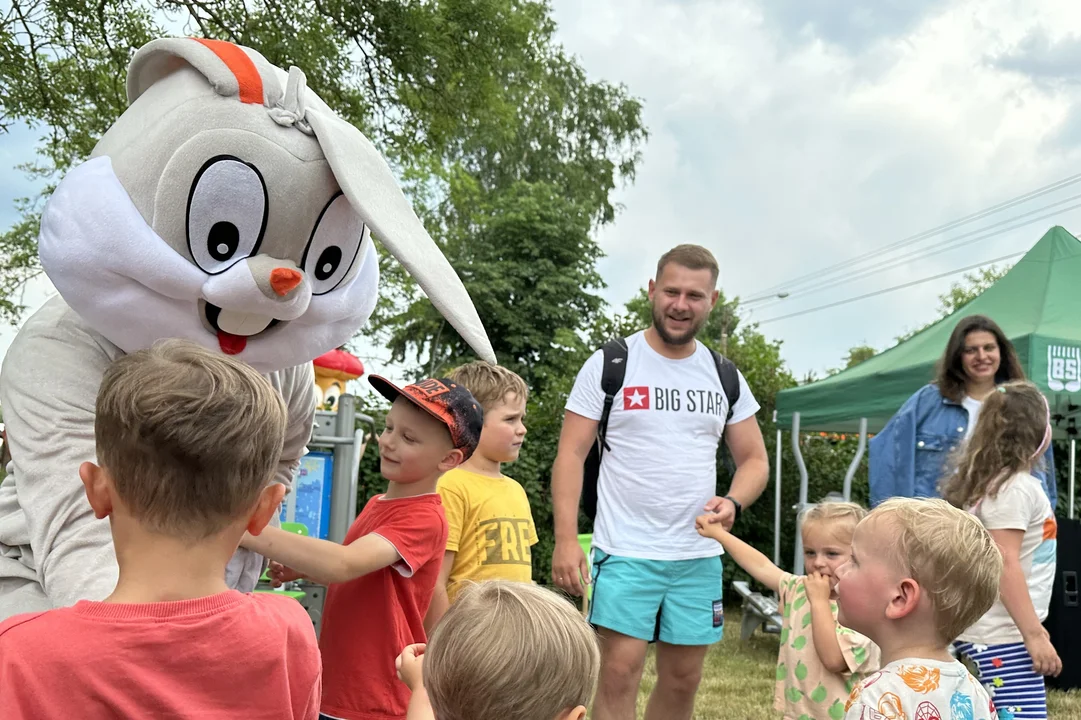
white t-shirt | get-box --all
[959,472,1057,645]
[844,659,994,720]
[961,396,983,440]
[565,331,760,561]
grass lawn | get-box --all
[629,608,1081,719]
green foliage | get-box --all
[0,0,646,321]
[3,0,650,587]
[370,178,604,388]
[826,344,877,376]
[844,345,876,369]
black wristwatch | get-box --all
[724,495,742,523]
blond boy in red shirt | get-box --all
[243,375,483,720]
[0,339,321,719]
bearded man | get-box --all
[550,244,769,720]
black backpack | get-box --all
[581,337,741,520]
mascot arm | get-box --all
[275,362,318,489]
[0,318,121,607]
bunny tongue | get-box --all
[217,330,247,355]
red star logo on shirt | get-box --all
[623,386,649,410]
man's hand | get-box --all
[267,561,304,588]
[551,540,590,597]
[695,513,731,542]
[702,496,736,531]
[396,643,427,690]
[805,572,832,607]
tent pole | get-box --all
[774,424,782,568]
[792,412,808,575]
[1070,439,1076,520]
[842,418,868,502]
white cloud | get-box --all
[551,0,1081,377]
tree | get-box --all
[0,0,646,320]
[2,0,649,588]
[843,344,876,369]
[895,264,1011,343]
[373,177,606,393]
[825,344,877,376]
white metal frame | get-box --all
[782,412,868,576]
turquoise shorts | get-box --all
[588,549,724,646]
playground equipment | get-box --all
[313,348,365,412]
[578,533,593,616]
[255,521,310,600]
[261,393,376,635]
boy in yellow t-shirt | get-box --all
[423,361,537,631]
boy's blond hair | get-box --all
[868,498,1002,643]
[446,360,529,412]
[800,499,866,540]
[424,580,599,720]
[95,339,287,540]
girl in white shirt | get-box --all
[941,381,1061,720]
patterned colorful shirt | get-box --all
[844,658,996,720]
[775,573,880,720]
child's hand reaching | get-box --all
[396,643,426,691]
[268,561,304,588]
[805,572,832,606]
[695,513,729,541]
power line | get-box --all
[744,172,1081,302]
[756,252,1026,325]
[746,174,1081,300]
[750,197,1081,311]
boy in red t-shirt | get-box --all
[242,375,483,720]
[0,339,321,719]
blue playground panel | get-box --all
[280,450,334,540]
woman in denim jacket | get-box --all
[869,315,1057,508]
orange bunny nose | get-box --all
[269,268,303,297]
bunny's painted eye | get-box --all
[302,193,366,295]
[187,156,268,274]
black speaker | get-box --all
[1045,517,1081,690]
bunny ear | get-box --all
[305,108,496,364]
[127,37,284,108]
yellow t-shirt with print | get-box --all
[437,468,538,602]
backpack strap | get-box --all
[709,349,741,423]
[597,337,629,454]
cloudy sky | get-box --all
[2,0,1081,381]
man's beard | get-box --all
[652,304,706,346]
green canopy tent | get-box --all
[770,226,1081,573]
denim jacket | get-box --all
[868,384,1057,509]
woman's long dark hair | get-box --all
[935,315,1024,402]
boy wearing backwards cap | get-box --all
[242,376,483,720]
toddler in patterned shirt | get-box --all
[836,497,1002,720]
[697,500,880,720]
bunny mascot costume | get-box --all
[0,37,495,619]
